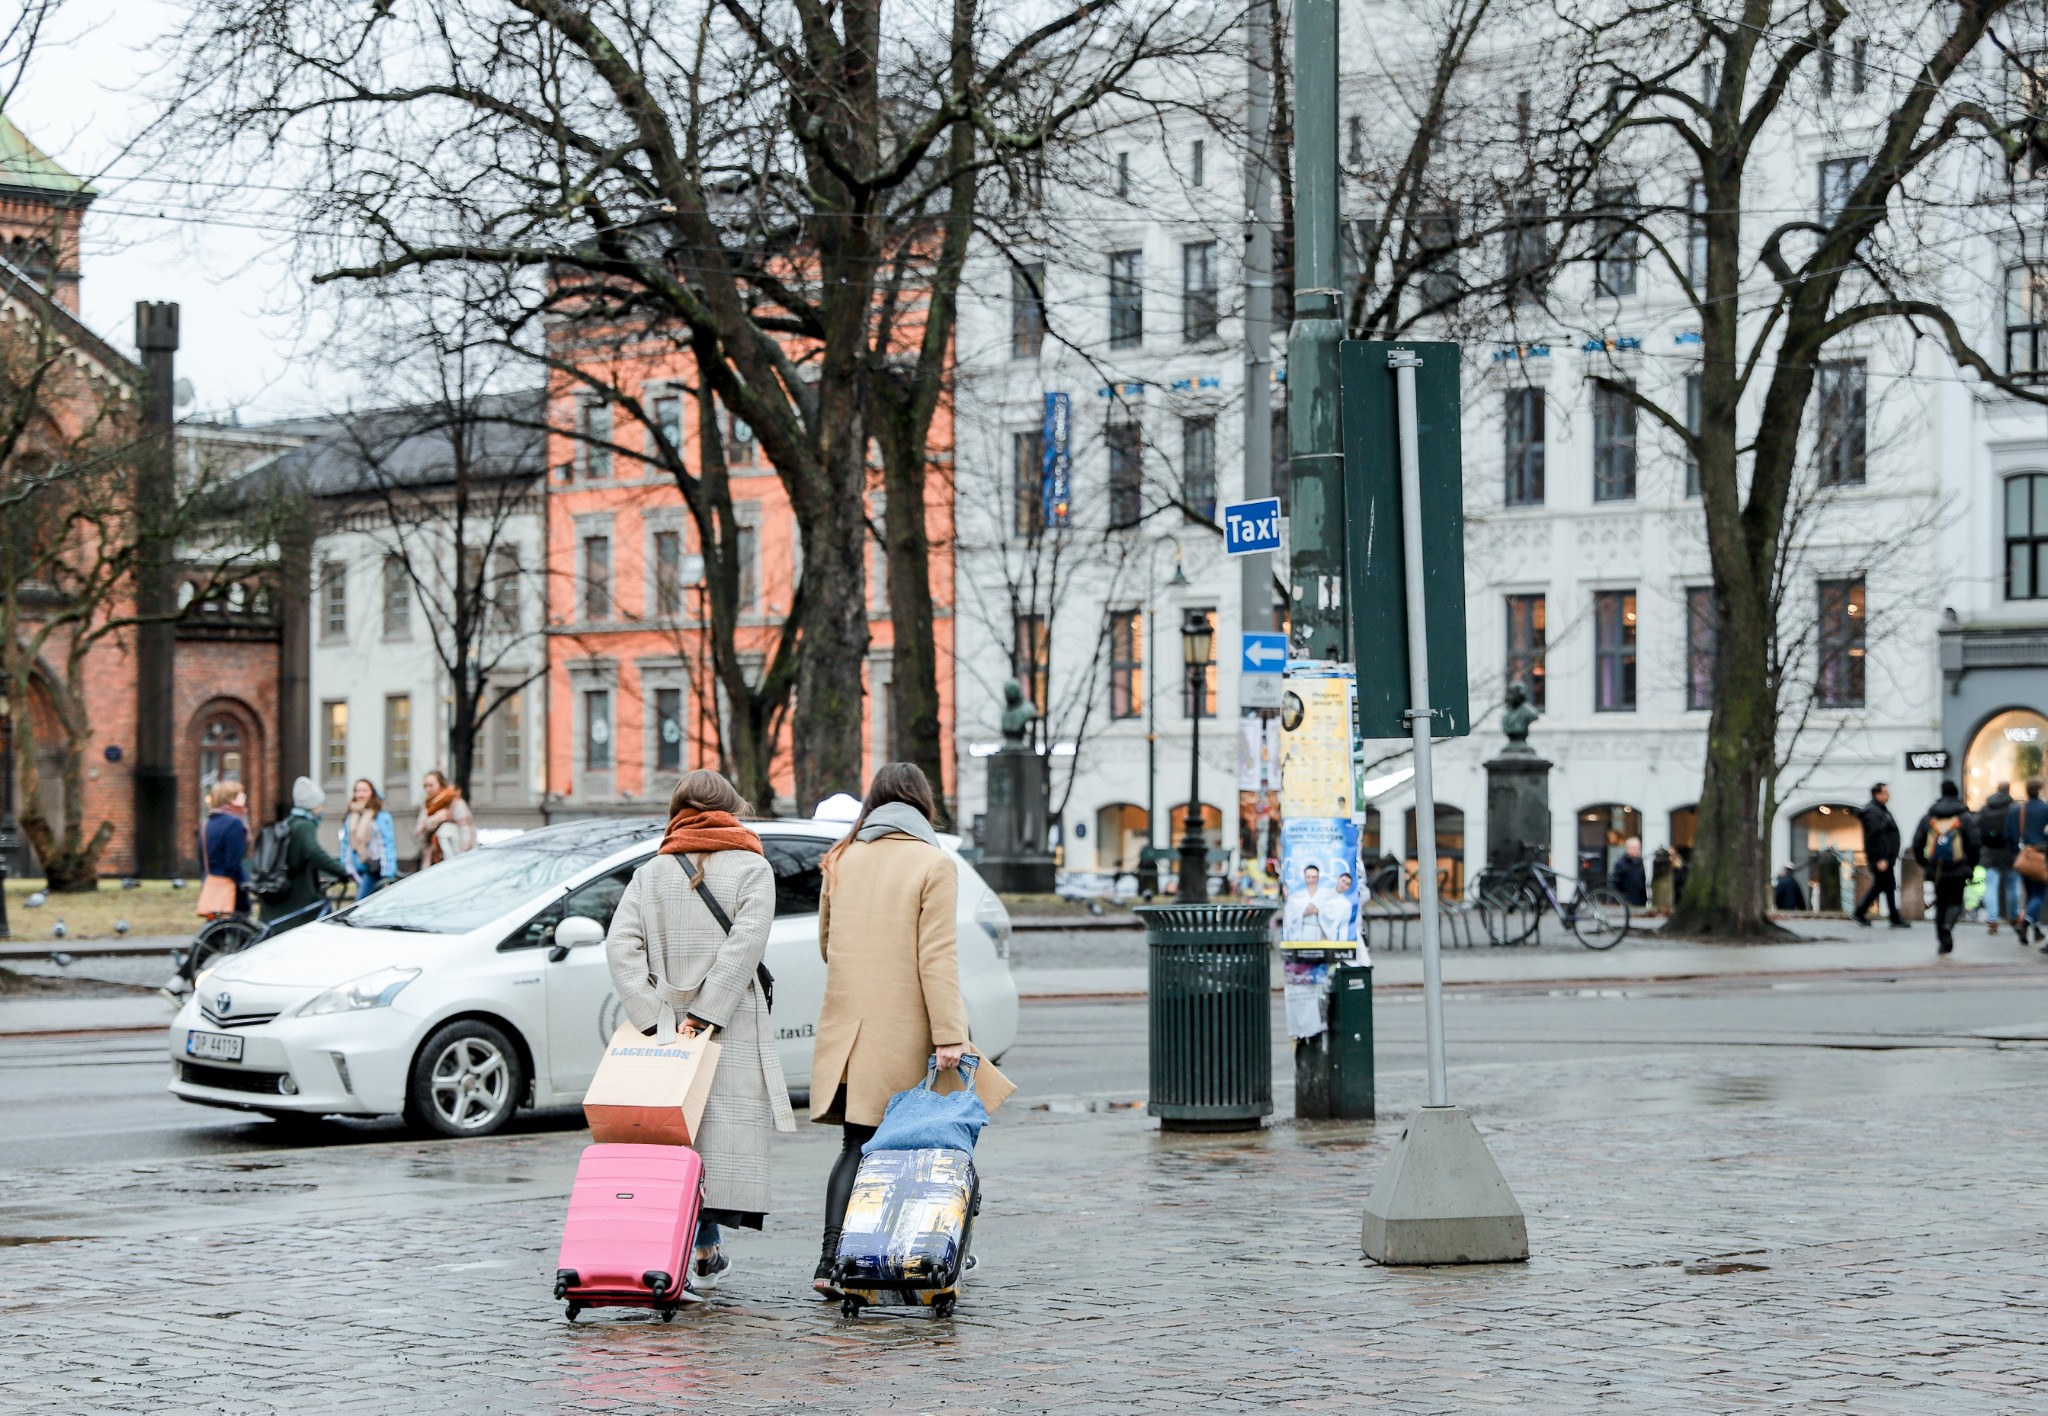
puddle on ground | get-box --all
[0,1234,97,1246]
[1030,1098,1144,1114]
[1686,1260,1772,1275]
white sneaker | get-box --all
[693,1247,732,1289]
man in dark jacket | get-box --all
[1609,836,1648,907]
[261,776,348,933]
[1980,780,2017,935]
[1909,780,1981,955]
[1852,783,1906,928]
[1773,863,1807,912]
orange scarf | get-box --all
[658,809,763,858]
[425,785,461,817]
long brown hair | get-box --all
[822,763,938,877]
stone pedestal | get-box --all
[1483,751,1552,878]
[980,746,1055,893]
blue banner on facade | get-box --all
[1041,391,1072,528]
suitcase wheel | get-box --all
[660,1304,678,1323]
[839,1296,864,1320]
[931,1294,956,1320]
[564,1302,584,1322]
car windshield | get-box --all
[339,844,624,935]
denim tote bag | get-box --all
[863,1054,990,1155]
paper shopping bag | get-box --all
[582,1023,722,1146]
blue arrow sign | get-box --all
[1242,632,1287,674]
[1223,497,1282,556]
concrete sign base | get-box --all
[1361,1104,1529,1265]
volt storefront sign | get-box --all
[1041,392,1072,529]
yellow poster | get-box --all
[1280,671,1354,818]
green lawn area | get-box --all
[3,879,203,941]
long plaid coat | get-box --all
[605,850,795,1215]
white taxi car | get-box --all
[167,817,1018,1136]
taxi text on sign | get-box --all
[1223,497,1283,555]
[1341,341,1471,740]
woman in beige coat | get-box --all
[809,762,1014,1295]
[606,770,794,1297]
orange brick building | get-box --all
[542,335,956,818]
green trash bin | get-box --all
[1138,903,1276,1131]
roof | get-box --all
[255,388,547,500]
[0,112,95,200]
[0,253,138,386]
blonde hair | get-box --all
[206,780,244,810]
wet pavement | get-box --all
[4,970,2048,1410]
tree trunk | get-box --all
[881,448,946,824]
[14,680,109,892]
[790,480,870,812]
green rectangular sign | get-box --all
[1341,340,1470,740]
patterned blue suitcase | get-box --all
[831,1147,979,1318]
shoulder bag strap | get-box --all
[679,853,734,934]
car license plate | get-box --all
[185,1030,244,1063]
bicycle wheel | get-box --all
[1570,886,1630,950]
[185,915,260,983]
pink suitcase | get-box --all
[553,1143,705,1321]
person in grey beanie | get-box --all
[261,776,349,932]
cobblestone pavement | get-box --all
[4,1037,2046,1415]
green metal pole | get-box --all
[1287,0,1345,660]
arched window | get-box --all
[1577,803,1643,883]
[197,716,244,802]
[2005,473,2048,600]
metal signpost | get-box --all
[1347,343,1527,1265]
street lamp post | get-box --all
[1145,543,1187,899]
[0,688,15,940]
[1177,609,1215,904]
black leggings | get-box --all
[822,1120,877,1250]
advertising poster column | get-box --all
[1279,662,1360,1039]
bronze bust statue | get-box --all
[1502,678,1540,752]
[1000,678,1039,746]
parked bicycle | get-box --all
[1477,845,1630,950]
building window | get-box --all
[581,401,612,479]
[2006,473,2048,600]
[1109,610,1144,719]
[1505,594,1546,709]
[1687,181,1708,288]
[1182,241,1219,342]
[654,686,684,773]
[1505,197,1548,305]
[1115,151,1131,198]
[652,530,684,617]
[1817,155,1870,225]
[1182,606,1218,719]
[1015,614,1049,715]
[651,393,681,459]
[321,701,349,784]
[1815,360,1867,487]
[734,517,758,610]
[1819,37,1837,95]
[1504,389,1544,506]
[381,556,411,637]
[1011,263,1047,359]
[2008,266,2048,381]
[583,689,613,771]
[1418,208,1460,308]
[383,694,411,784]
[1593,382,1637,501]
[498,691,522,775]
[1851,37,1869,93]
[728,408,755,465]
[1107,422,1143,528]
[1013,429,1046,538]
[582,534,611,621]
[1190,138,1205,187]
[1817,577,1866,708]
[1181,416,1217,519]
[1685,586,1716,710]
[1593,188,1637,297]
[1347,114,1365,167]
[490,550,520,634]
[319,562,346,639]
[1594,590,1637,712]
[1109,249,1143,348]
[197,715,244,803]
[1684,374,1703,497]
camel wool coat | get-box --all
[811,831,1015,1127]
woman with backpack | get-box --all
[603,770,793,1297]
[2007,776,2048,948]
[807,762,1014,1299]
[1910,780,1979,956]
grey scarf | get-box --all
[857,800,940,848]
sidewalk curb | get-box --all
[0,1025,167,1040]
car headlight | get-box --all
[297,967,421,1017]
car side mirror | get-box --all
[553,915,605,952]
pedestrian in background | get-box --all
[2007,776,2048,948]
[604,769,792,1296]
[1772,862,1807,912]
[196,780,250,916]
[808,763,1014,1299]
[1910,779,1980,956]
[1853,783,1906,929]
[342,779,398,897]
[1610,836,1648,908]
[416,769,476,867]
[1979,779,2018,935]
[263,777,348,934]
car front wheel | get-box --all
[405,1020,525,1138]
